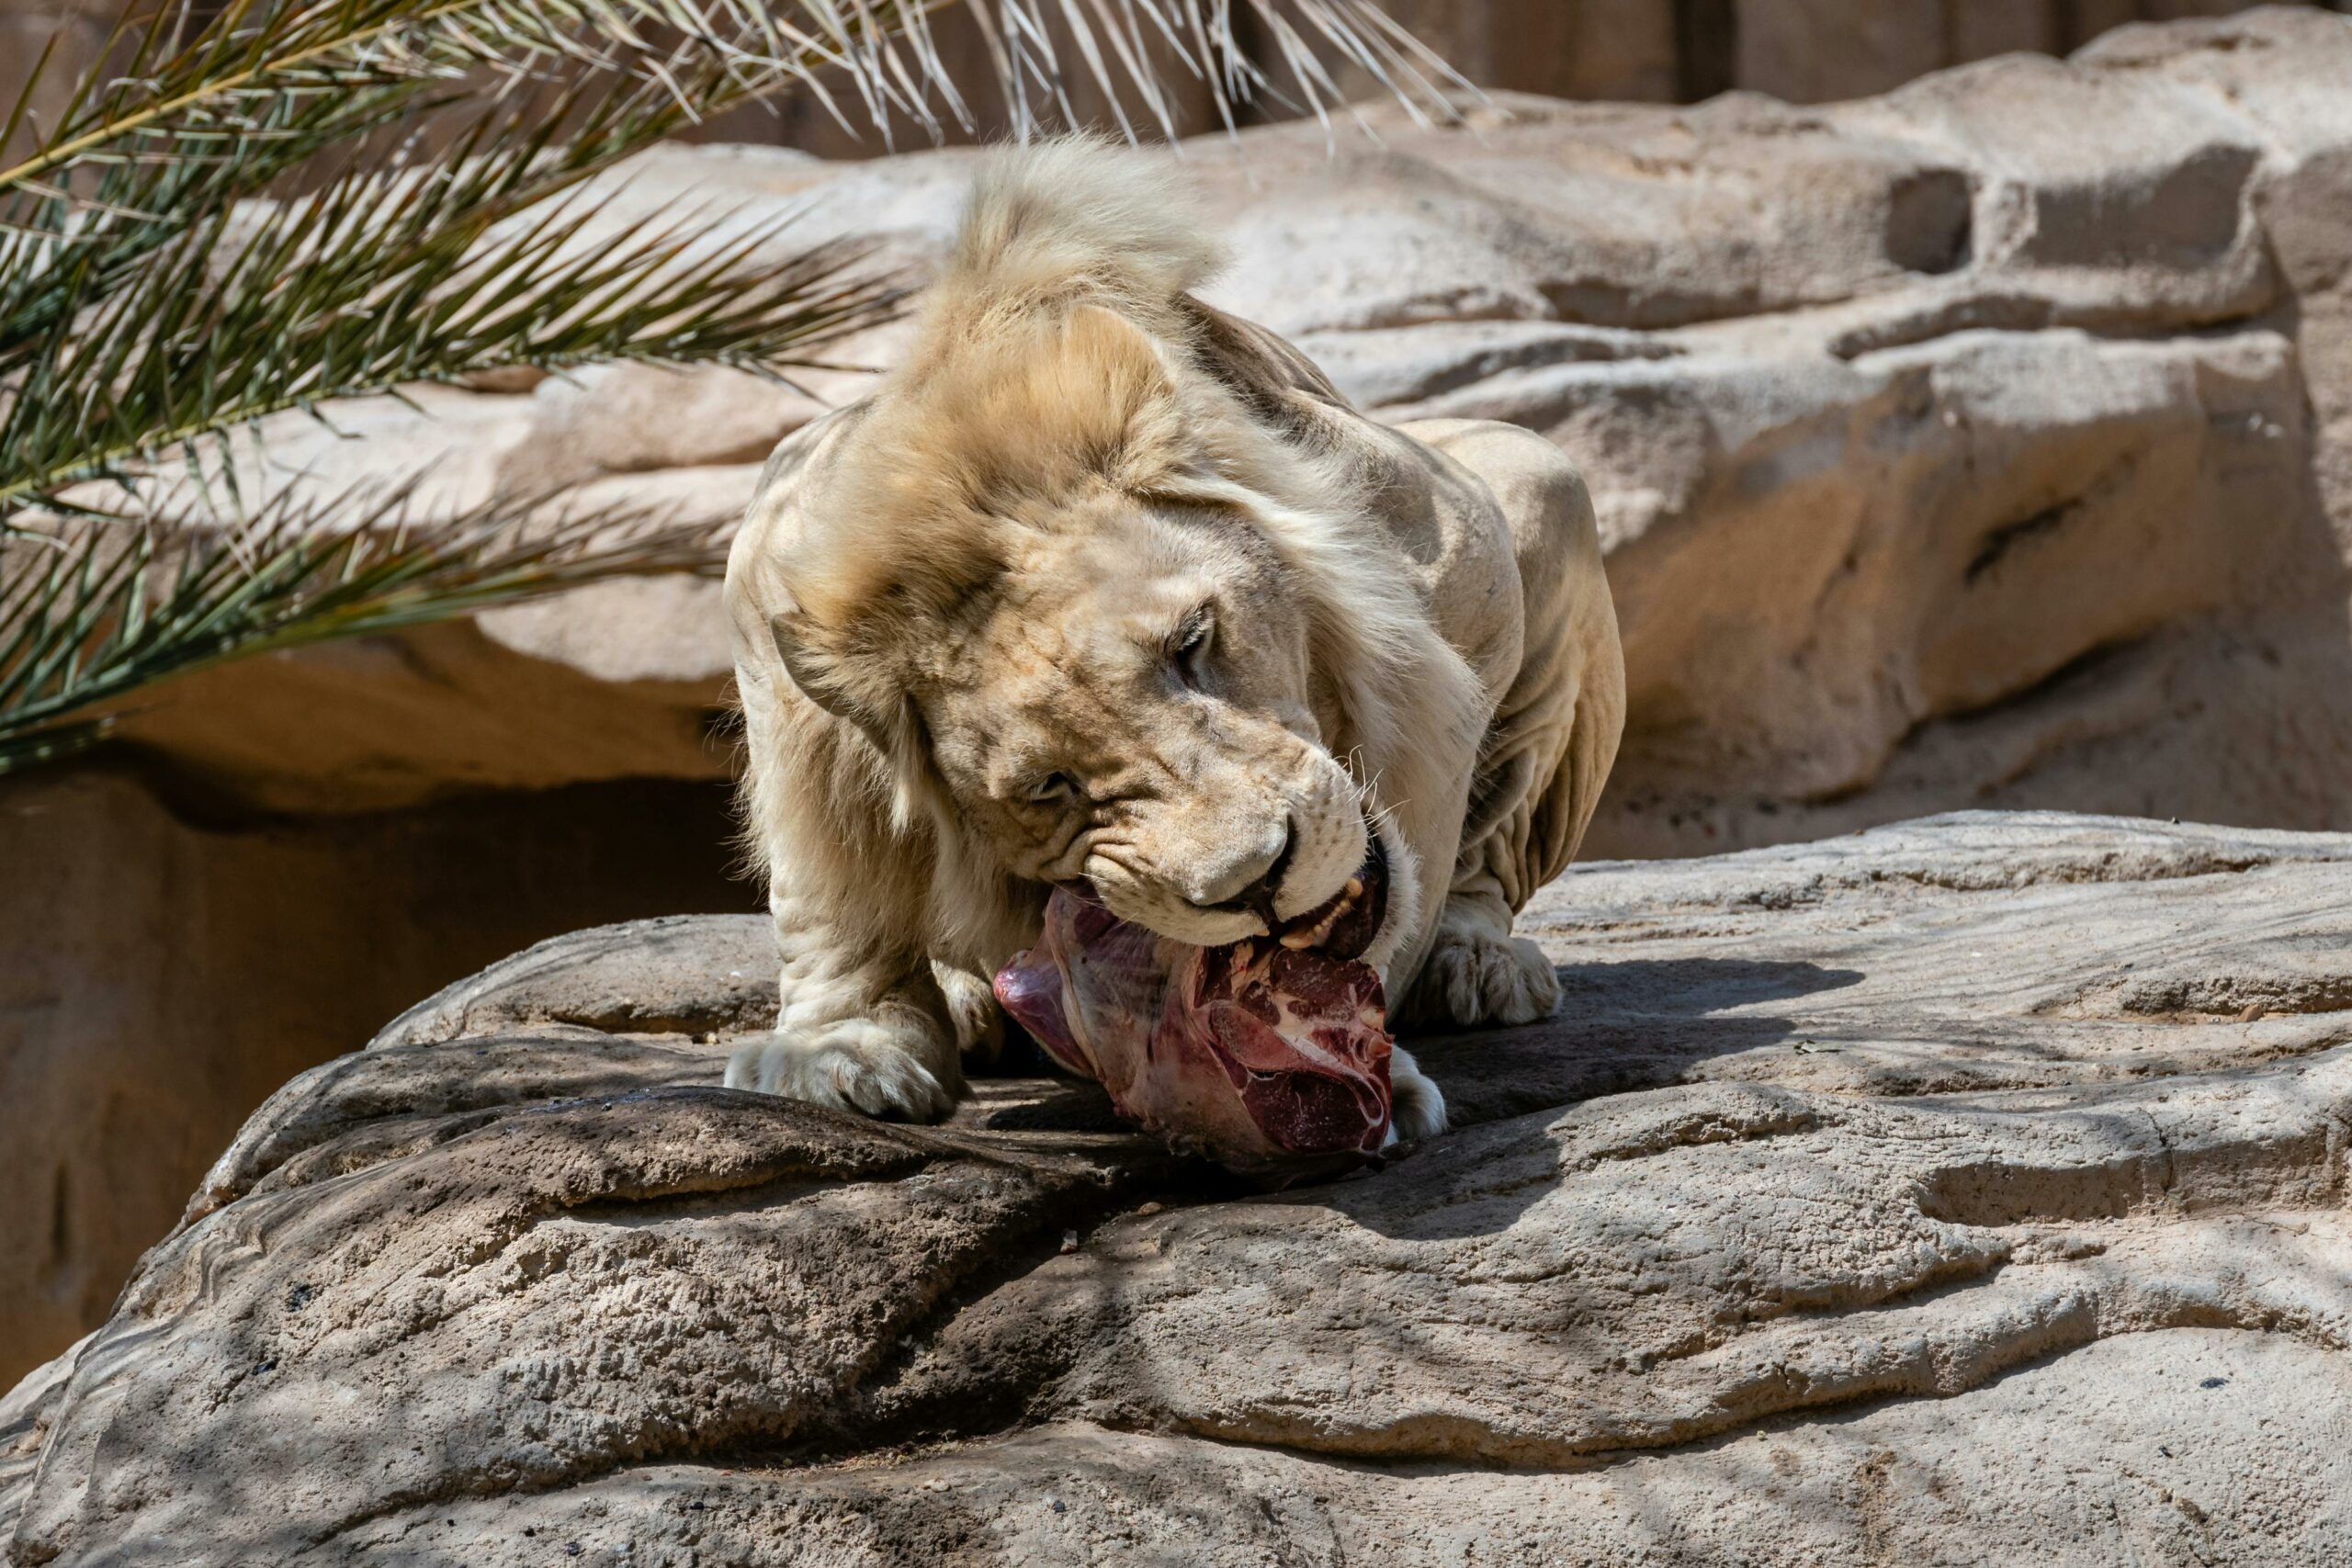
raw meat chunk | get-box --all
[993,884,1394,1176]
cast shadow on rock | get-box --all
[955,955,1865,1221]
[1272,956,1865,1243]
[1411,956,1866,1129]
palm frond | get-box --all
[0,489,729,774]
[0,130,902,508]
[5,1,1468,209]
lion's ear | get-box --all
[766,607,915,760]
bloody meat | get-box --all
[993,865,1396,1176]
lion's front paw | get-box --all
[1385,1045,1447,1145]
[1414,926,1561,1029]
[723,1019,956,1122]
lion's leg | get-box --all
[722,683,967,1122]
[727,1020,958,1120]
[1408,889,1564,1029]
[1398,716,1573,1028]
[1408,682,1623,1028]
[1396,423,1626,1032]
[1385,1044,1448,1143]
[724,903,964,1122]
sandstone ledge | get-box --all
[6,811,2352,1564]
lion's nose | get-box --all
[1186,814,1294,921]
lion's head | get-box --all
[729,142,1485,969]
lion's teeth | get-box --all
[1279,886,1359,951]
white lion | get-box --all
[724,141,1624,1139]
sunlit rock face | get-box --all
[8,811,2352,1564]
[97,9,2352,850]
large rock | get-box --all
[107,10,2352,856]
[15,0,2352,1422]
[8,811,2352,1563]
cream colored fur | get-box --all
[725,140,1625,1134]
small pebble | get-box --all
[1135,1201,1165,1217]
[1059,1229,1080,1255]
[2200,1376,2229,1390]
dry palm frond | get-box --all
[0,0,1464,774]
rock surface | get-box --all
[8,811,2352,1564]
[110,9,2352,858]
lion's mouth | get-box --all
[992,833,1396,1176]
[1263,830,1389,963]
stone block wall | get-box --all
[11,0,2347,164]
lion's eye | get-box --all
[1024,772,1079,807]
[1172,611,1215,688]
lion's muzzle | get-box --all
[1090,747,1370,948]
